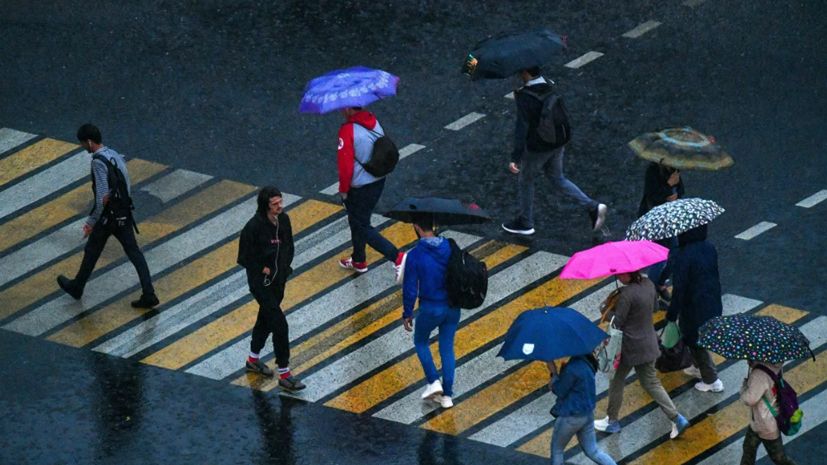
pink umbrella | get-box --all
[560,241,669,280]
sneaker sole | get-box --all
[278,384,306,392]
[593,204,608,231]
[245,367,274,377]
[501,225,535,235]
[422,390,444,401]
[339,262,368,273]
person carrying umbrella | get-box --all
[739,359,798,465]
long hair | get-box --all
[257,186,282,215]
[627,271,643,284]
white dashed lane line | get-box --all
[622,20,662,39]
[735,221,777,240]
[796,190,827,208]
[444,112,486,131]
[564,51,604,69]
[318,143,428,195]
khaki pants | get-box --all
[607,360,679,422]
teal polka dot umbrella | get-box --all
[698,315,814,364]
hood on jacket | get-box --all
[678,223,708,246]
[347,110,378,130]
[417,236,452,262]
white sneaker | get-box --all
[440,396,453,409]
[683,366,702,379]
[694,379,724,393]
[594,416,610,430]
[421,380,443,400]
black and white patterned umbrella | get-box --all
[626,198,724,241]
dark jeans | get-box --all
[344,178,398,263]
[249,279,290,369]
[740,427,797,465]
[689,345,719,384]
[74,218,155,296]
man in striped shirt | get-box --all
[57,124,159,309]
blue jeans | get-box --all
[551,414,616,465]
[343,178,399,263]
[413,303,461,397]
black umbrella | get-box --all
[386,197,491,226]
[462,30,567,81]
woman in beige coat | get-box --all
[739,360,797,465]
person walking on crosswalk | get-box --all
[57,124,159,308]
[401,214,458,409]
[237,186,305,391]
[502,67,607,236]
[336,107,406,280]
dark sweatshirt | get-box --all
[637,162,685,218]
[512,78,559,164]
[237,211,294,288]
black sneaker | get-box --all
[502,218,535,235]
[131,293,160,309]
[245,360,274,377]
[57,275,82,300]
[279,375,306,392]
[589,204,608,231]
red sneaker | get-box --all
[340,258,368,273]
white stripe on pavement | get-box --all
[472,294,762,448]
[564,52,604,69]
[319,144,428,195]
[140,169,212,203]
[186,230,481,380]
[0,151,88,220]
[622,20,662,39]
[93,215,384,358]
[735,221,777,240]
[3,194,300,337]
[319,183,339,196]
[295,251,570,402]
[505,92,516,100]
[445,112,486,131]
[0,128,37,155]
[698,387,827,464]
[796,190,827,208]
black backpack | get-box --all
[92,154,137,231]
[353,123,399,177]
[446,238,488,309]
[521,88,572,148]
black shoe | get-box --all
[279,375,306,392]
[245,360,274,377]
[589,204,608,231]
[502,218,535,236]
[57,275,82,300]
[131,293,160,309]
[658,287,672,302]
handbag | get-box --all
[597,316,623,373]
[655,325,693,373]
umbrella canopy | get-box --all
[698,315,814,364]
[626,198,725,242]
[299,67,399,114]
[629,127,735,171]
[462,30,567,81]
[386,197,491,226]
[560,241,669,280]
[498,307,608,361]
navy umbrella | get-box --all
[462,30,567,81]
[498,307,608,361]
[386,197,491,226]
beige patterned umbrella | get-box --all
[628,127,734,171]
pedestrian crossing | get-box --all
[0,127,824,464]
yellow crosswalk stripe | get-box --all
[516,304,808,458]
[141,221,419,371]
[45,200,341,348]
[240,242,528,392]
[325,276,604,414]
[0,180,253,321]
[0,138,78,186]
[0,159,165,252]
[630,306,817,464]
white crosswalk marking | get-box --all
[622,20,662,39]
[445,112,486,131]
[0,128,37,155]
[565,52,604,69]
[735,221,777,240]
[0,151,88,220]
[796,190,827,208]
[140,169,212,203]
[295,251,569,402]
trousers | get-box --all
[249,278,290,369]
[690,345,719,384]
[608,360,679,422]
[551,413,617,465]
[413,303,461,397]
[343,178,398,263]
[740,427,797,465]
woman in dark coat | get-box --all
[666,224,724,393]
[638,162,685,302]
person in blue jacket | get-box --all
[549,354,616,465]
[402,213,459,409]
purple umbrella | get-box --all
[299,66,399,114]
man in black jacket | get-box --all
[237,186,305,391]
[502,67,607,236]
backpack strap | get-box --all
[345,122,383,168]
[753,364,781,418]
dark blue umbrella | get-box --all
[498,307,608,361]
[386,197,491,226]
[462,30,567,81]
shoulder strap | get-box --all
[350,122,384,138]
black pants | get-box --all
[740,427,797,465]
[249,278,290,369]
[75,217,155,296]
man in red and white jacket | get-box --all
[337,107,405,281]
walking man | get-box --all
[402,214,459,409]
[336,107,406,280]
[57,124,159,308]
[237,186,305,391]
[502,67,607,236]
